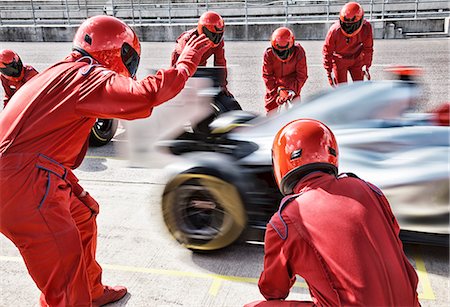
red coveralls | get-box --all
[323,20,373,84]
[253,172,419,307]
[0,53,190,306]
[1,64,38,108]
[262,44,308,113]
[171,29,228,87]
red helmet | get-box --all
[72,15,141,78]
[0,49,24,82]
[339,2,364,37]
[271,27,295,62]
[272,119,339,195]
[198,11,225,47]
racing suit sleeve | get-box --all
[170,35,188,67]
[170,50,179,67]
[24,65,39,81]
[322,28,336,73]
[75,67,189,120]
[262,50,278,106]
[1,78,13,107]
[293,48,308,96]
[213,41,228,87]
[258,221,296,300]
[362,23,374,68]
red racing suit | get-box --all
[262,44,308,113]
[1,64,38,108]
[258,172,419,306]
[0,52,191,307]
[323,20,373,84]
[171,28,228,87]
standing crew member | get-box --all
[246,119,419,306]
[323,2,373,86]
[0,15,210,307]
[171,11,234,97]
[263,27,308,114]
[0,49,38,108]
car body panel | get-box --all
[161,79,449,247]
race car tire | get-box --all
[210,91,242,116]
[162,172,247,251]
[193,91,243,134]
[89,118,118,147]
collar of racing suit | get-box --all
[292,171,334,194]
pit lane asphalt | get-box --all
[0,39,449,306]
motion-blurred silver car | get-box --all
[159,78,449,251]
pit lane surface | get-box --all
[0,39,449,306]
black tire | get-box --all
[162,172,247,251]
[89,118,118,147]
[210,91,242,116]
[193,92,243,134]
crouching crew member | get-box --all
[246,119,419,306]
[323,2,373,86]
[263,27,308,114]
[0,49,38,108]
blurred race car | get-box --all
[159,76,449,251]
[89,68,240,147]
[89,118,118,146]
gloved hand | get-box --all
[278,87,295,101]
[176,34,212,78]
[327,71,336,87]
[78,192,100,217]
[364,66,371,80]
[276,95,287,106]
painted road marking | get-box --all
[209,278,223,296]
[413,246,436,300]
[85,155,125,160]
[0,253,435,300]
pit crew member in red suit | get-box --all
[171,11,233,97]
[0,15,210,307]
[245,119,419,307]
[0,49,38,108]
[323,2,373,86]
[263,27,308,114]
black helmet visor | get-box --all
[0,58,23,78]
[340,19,363,35]
[121,42,140,78]
[273,46,294,61]
[202,26,224,45]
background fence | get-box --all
[0,0,449,26]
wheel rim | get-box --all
[92,119,114,141]
[163,174,246,250]
[175,183,226,241]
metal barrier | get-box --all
[0,0,449,26]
